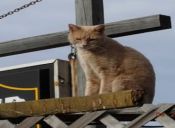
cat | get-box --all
[68,24,155,103]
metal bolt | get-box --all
[60,79,64,84]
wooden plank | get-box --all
[85,126,96,128]
[126,105,158,128]
[156,113,175,128]
[0,120,15,128]
[0,90,142,119]
[103,107,143,122]
[105,15,171,38]
[99,114,125,128]
[0,15,171,57]
[40,108,141,124]
[57,60,71,97]
[0,31,68,57]
[15,116,43,128]
[54,60,71,98]
[67,111,105,128]
[44,115,67,128]
[126,104,174,128]
[75,0,104,96]
[49,105,175,123]
[143,104,175,128]
[70,59,78,97]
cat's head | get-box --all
[68,24,105,50]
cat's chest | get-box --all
[77,50,112,69]
[78,51,99,64]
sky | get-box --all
[0,0,174,104]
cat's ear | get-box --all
[94,24,105,33]
[68,24,81,32]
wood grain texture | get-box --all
[142,104,175,128]
[0,31,68,57]
[99,114,125,128]
[67,111,105,128]
[75,0,104,25]
[127,104,174,128]
[0,90,142,119]
[0,120,15,128]
[15,116,43,128]
[44,115,67,128]
[0,15,171,57]
[70,59,78,97]
[105,15,171,37]
[57,60,71,97]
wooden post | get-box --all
[75,1,104,127]
[75,0,104,96]
[75,0,104,25]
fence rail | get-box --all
[0,15,171,57]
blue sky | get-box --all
[0,0,174,103]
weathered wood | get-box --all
[105,15,171,37]
[44,115,67,128]
[57,60,71,97]
[126,105,158,128]
[0,31,68,57]
[70,59,78,97]
[75,0,104,25]
[75,0,104,96]
[67,111,105,128]
[0,90,142,119]
[155,113,175,128]
[100,114,125,128]
[0,15,171,57]
[126,104,174,128]
[48,104,175,124]
[15,116,43,128]
[1,104,175,128]
[0,120,15,128]
[143,104,175,128]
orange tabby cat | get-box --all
[68,24,155,103]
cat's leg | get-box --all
[85,77,100,96]
[99,76,112,94]
[84,67,100,96]
[111,77,126,92]
[78,57,100,96]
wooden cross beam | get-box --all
[0,15,171,57]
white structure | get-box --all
[5,96,25,103]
